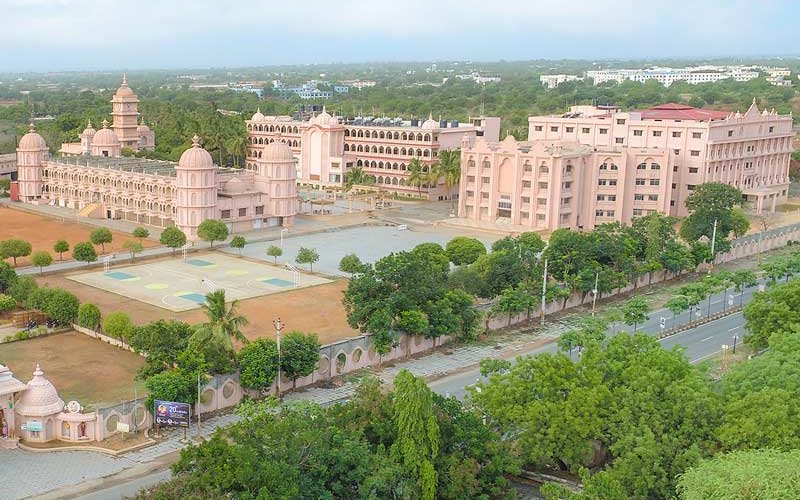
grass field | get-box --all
[0,331,145,409]
[0,206,157,267]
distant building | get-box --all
[586,65,790,87]
[540,74,583,89]
[0,153,16,180]
[334,86,349,94]
[456,72,501,84]
[458,101,794,231]
[229,83,265,98]
[340,79,377,90]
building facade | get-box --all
[246,109,500,199]
[15,126,297,239]
[458,101,793,231]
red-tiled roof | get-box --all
[637,103,729,121]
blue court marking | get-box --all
[186,259,214,267]
[105,271,136,280]
[261,278,294,287]
[178,293,208,304]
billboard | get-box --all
[154,400,191,428]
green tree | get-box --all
[492,284,534,326]
[25,287,79,325]
[407,157,426,196]
[445,236,486,266]
[159,226,187,255]
[129,320,195,379]
[730,268,758,306]
[392,370,440,500]
[620,296,649,331]
[743,278,800,348]
[266,244,283,264]
[296,246,319,272]
[0,262,15,293]
[122,240,143,261]
[191,289,249,352]
[280,331,321,389]
[338,253,366,274]
[197,219,229,248]
[238,338,279,392]
[53,239,69,260]
[230,235,247,255]
[344,165,375,190]
[0,294,16,312]
[435,148,461,209]
[72,241,97,264]
[31,250,52,274]
[132,226,150,242]
[7,275,36,303]
[679,182,749,254]
[144,368,198,411]
[89,227,113,253]
[103,311,135,341]
[396,309,429,337]
[0,239,32,266]
[77,303,101,330]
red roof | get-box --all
[637,103,729,121]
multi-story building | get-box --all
[458,101,793,231]
[246,109,501,199]
[586,66,765,86]
[539,74,583,89]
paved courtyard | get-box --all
[67,253,330,312]
[226,224,500,276]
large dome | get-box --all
[261,139,294,162]
[15,364,65,417]
[18,123,47,151]
[421,113,439,130]
[92,120,120,147]
[178,134,214,169]
[251,107,266,122]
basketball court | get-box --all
[67,253,330,312]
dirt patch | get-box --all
[0,206,158,267]
[0,331,146,408]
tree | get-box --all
[743,279,800,348]
[435,148,461,209]
[338,253,366,274]
[0,239,32,266]
[77,303,101,330]
[407,157,427,196]
[89,227,113,253]
[492,284,533,326]
[445,236,486,266]
[238,338,279,392]
[677,449,800,500]
[53,240,69,261]
[280,331,321,389]
[122,240,143,261]
[0,262,15,293]
[0,294,16,312]
[31,250,52,274]
[72,241,97,264]
[7,275,36,303]
[129,320,195,379]
[679,182,749,254]
[230,235,247,255]
[717,387,800,451]
[132,226,150,242]
[266,244,283,264]
[197,219,229,248]
[144,369,198,411]
[620,296,649,331]
[296,247,320,272]
[731,269,757,306]
[392,370,440,500]
[344,165,375,190]
[103,311,135,341]
[191,289,249,353]
[159,226,187,255]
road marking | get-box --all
[692,350,721,363]
[701,336,713,342]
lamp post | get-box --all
[729,326,741,354]
[540,258,548,324]
[280,228,288,248]
[273,317,284,397]
[709,218,718,270]
[591,271,599,316]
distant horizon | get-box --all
[2,0,798,73]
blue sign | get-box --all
[23,420,43,432]
[154,400,191,428]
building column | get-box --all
[772,193,777,212]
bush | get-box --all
[0,294,16,312]
[339,254,366,274]
[103,311,134,340]
[8,276,38,304]
[238,338,279,391]
[445,236,487,266]
[144,369,198,411]
[77,303,101,330]
[25,287,80,324]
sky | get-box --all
[1,0,798,72]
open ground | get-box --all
[0,331,146,408]
[0,206,158,267]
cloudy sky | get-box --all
[2,0,798,72]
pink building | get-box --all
[459,101,794,231]
[247,109,500,199]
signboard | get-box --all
[116,422,130,433]
[154,400,191,428]
[22,420,43,432]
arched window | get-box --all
[379,131,385,139]
[344,144,350,151]
[401,132,408,140]
[378,161,384,169]
[393,147,399,155]
[357,159,363,166]
[378,146,384,154]
[371,146,378,153]
[423,133,431,141]
[344,129,350,136]
[423,149,430,157]
[540,163,549,174]
[392,177,399,185]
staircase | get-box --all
[78,202,101,218]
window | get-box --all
[727,130,734,137]
[606,210,615,217]
[521,196,530,203]
[538,182,548,189]
[255,205,264,215]
[674,149,680,155]
[615,137,624,144]
[673,165,679,172]
[523,163,532,172]
[221,210,231,219]
[616,119,626,125]
[467,175,475,182]
[481,192,489,199]
[609,179,618,186]
[598,179,608,186]
[689,167,698,173]
[534,125,543,132]
[597,194,605,201]
[648,194,658,201]
[482,160,490,169]
[687,184,696,191]
[637,163,647,170]
[769,126,775,133]
[672,131,682,138]
[599,128,608,135]
[633,129,643,136]
[582,127,590,134]
[562,181,572,189]
[652,130,662,137]
[651,163,661,170]
[481,176,490,183]
[671,183,677,189]
[608,195,617,201]
[633,208,643,216]
[561,197,570,205]
[520,211,529,219]
[690,150,700,157]
[537,197,547,205]
[536,214,545,221]
[466,190,474,197]
[670,200,676,207]
[595,210,604,217]
[634,194,644,201]
[635,178,646,186]
[522,180,531,188]
[610,163,618,170]
[649,179,660,186]
[238,208,247,217]
[599,163,608,170]
[565,164,573,173]
[550,126,559,132]
[540,165,550,173]
[692,132,702,139]
[566,126,574,133]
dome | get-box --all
[178,134,214,169]
[18,123,47,151]
[260,139,294,162]
[224,176,247,193]
[251,107,266,122]
[92,119,120,147]
[311,107,333,126]
[421,112,439,130]
[136,117,151,133]
[15,364,65,417]
[0,364,27,395]
[114,74,136,99]
[80,120,96,139]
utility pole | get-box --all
[196,371,201,440]
[273,317,285,397]
[540,258,548,323]
[709,218,718,270]
[591,271,599,316]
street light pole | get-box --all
[591,271,599,316]
[540,258,548,324]
[709,218,718,269]
[280,228,288,249]
[273,317,284,397]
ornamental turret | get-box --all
[16,123,48,202]
[256,137,297,225]
[110,74,141,149]
[175,135,218,239]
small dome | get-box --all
[311,107,333,126]
[224,176,247,193]
[114,74,136,98]
[15,364,65,417]
[18,123,48,151]
[136,117,151,133]
[421,112,439,130]
[251,107,266,122]
[178,134,214,169]
[92,119,120,147]
[260,139,294,162]
[81,120,96,139]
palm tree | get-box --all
[226,135,248,168]
[344,165,375,191]
[192,289,249,351]
[436,149,461,210]
[407,158,426,197]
